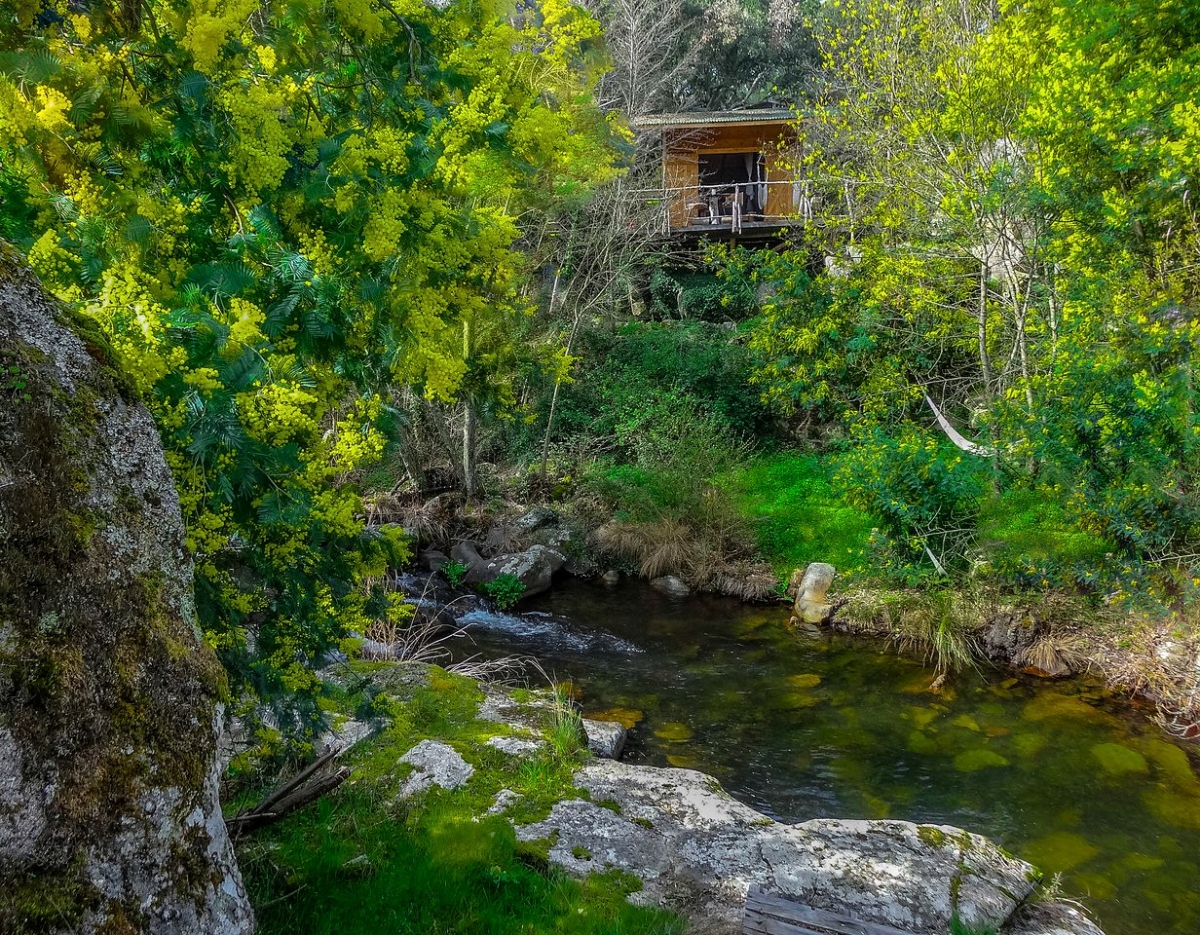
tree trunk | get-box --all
[462,401,478,500]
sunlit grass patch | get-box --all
[722,451,875,579]
[242,789,682,935]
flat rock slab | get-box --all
[397,741,474,798]
[478,685,558,733]
[486,735,545,757]
[516,760,1038,935]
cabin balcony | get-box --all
[637,180,802,239]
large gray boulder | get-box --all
[464,544,566,599]
[0,248,253,934]
[516,760,1042,935]
[582,718,627,759]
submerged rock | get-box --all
[0,248,253,934]
[650,575,691,597]
[515,760,1043,934]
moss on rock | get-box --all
[0,246,252,934]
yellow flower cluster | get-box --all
[183,0,259,73]
[218,81,296,195]
[225,297,266,350]
[238,381,321,447]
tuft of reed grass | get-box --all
[358,573,525,683]
[842,589,982,675]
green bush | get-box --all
[442,560,469,589]
[482,574,526,609]
[556,320,776,447]
[834,427,989,584]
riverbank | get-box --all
[374,486,1200,742]
[231,658,1103,935]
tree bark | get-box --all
[462,401,478,500]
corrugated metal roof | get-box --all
[631,110,795,129]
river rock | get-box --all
[514,506,559,533]
[419,549,450,573]
[582,719,627,759]
[472,544,566,598]
[452,539,486,576]
[397,740,474,797]
[515,760,1038,934]
[488,788,525,816]
[794,562,836,623]
[316,717,374,756]
[1005,900,1105,935]
[601,569,621,586]
[651,575,691,597]
[0,248,253,934]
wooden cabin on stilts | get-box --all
[631,109,802,245]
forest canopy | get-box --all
[0,0,621,738]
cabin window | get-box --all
[697,151,768,216]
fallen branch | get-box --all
[228,749,352,834]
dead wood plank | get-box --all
[743,886,918,935]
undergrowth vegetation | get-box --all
[236,663,683,935]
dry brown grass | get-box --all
[356,573,526,681]
[710,561,781,601]
[592,516,776,599]
[1016,635,1069,676]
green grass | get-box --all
[237,663,683,935]
[722,451,875,579]
[243,792,679,935]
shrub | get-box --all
[442,560,469,589]
[482,574,526,609]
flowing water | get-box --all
[453,578,1200,935]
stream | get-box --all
[448,578,1200,935]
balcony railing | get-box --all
[636,180,807,235]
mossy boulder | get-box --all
[0,247,254,934]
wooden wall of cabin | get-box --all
[663,149,699,228]
[662,123,798,227]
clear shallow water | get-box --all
[455,578,1200,935]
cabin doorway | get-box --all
[697,151,767,217]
